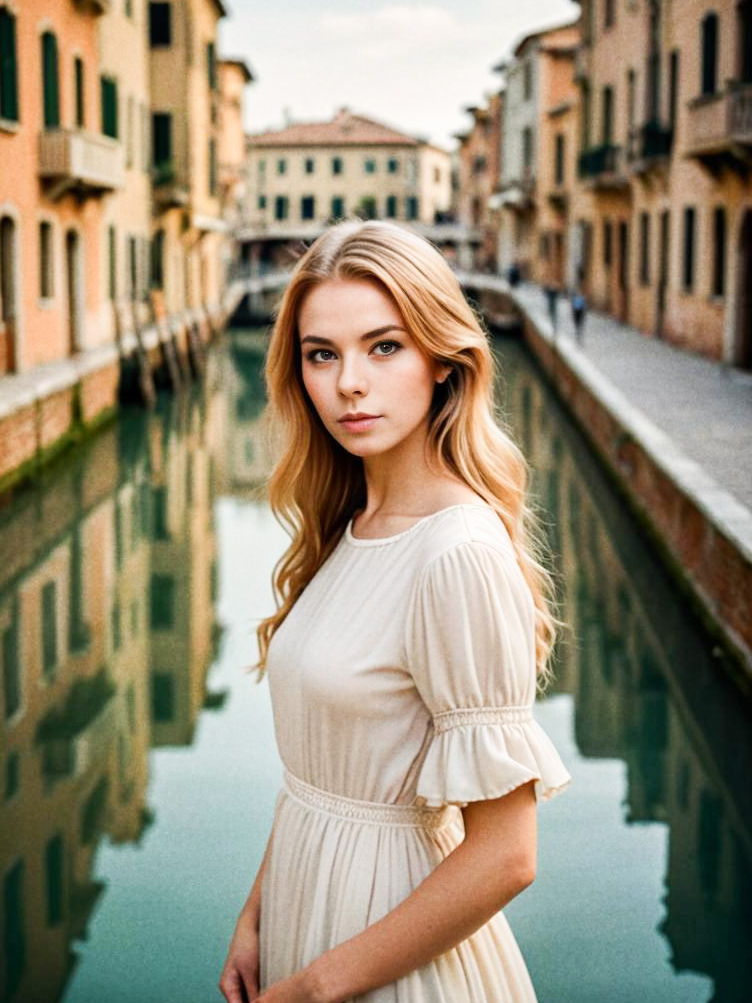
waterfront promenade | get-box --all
[459,270,752,683]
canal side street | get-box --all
[463,271,752,689]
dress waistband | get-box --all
[282,770,453,830]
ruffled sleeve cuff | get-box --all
[413,706,572,808]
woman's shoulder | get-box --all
[411,503,515,570]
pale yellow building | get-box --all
[99,0,152,342]
[148,0,227,326]
[244,107,451,237]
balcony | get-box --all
[627,121,674,174]
[547,186,569,214]
[685,82,752,170]
[152,163,190,209]
[577,143,630,191]
[39,128,124,199]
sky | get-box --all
[219,0,580,150]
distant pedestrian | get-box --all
[571,290,587,345]
[544,284,559,334]
[507,260,521,288]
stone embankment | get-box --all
[460,271,752,690]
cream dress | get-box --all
[259,503,571,1001]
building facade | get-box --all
[455,93,503,271]
[244,108,452,240]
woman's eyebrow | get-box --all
[300,325,406,347]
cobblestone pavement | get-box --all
[505,281,752,513]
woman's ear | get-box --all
[435,364,452,385]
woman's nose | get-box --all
[337,356,368,397]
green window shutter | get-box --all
[41,32,60,129]
[208,137,217,195]
[152,112,171,166]
[45,834,64,926]
[207,41,216,90]
[74,57,84,127]
[0,8,19,122]
[100,76,118,139]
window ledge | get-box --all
[0,117,20,134]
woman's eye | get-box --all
[372,341,400,356]
[307,348,335,362]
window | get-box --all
[626,68,636,139]
[712,206,726,296]
[304,157,315,174]
[740,1,752,82]
[258,158,266,175]
[364,158,376,174]
[300,195,315,220]
[5,749,19,800]
[701,13,719,96]
[330,196,344,219]
[100,75,118,139]
[149,3,171,47]
[405,196,419,221]
[668,51,679,131]
[152,672,175,721]
[4,860,25,997]
[108,225,116,299]
[277,158,286,175]
[208,138,217,196]
[683,206,696,290]
[605,0,615,28]
[41,31,60,129]
[206,41,216,90]
[331,156,343,175]
[603,219,613,266]
[581,80,592,150]
[0,7,19,122]
[127,236,137,298]
[554,133,565,185]
[150,229,164,290]
[152,112,171,167]
[126,95,134,167]
[523,59,533,100]
[45,835,64,925]
[274,195,288,220]
[41,581,58,678]
[39,222,53,299]
[125,0,133,16]
[601,85,614,144]
[522,126,533,172]
[357,196,377,219]
[385,195,397,218]
[387,157,399,174]
[639,211,651,285]
[150,573,175,629]
[2,606,20,720]
[433,166,441,183]
[257,194,266,209]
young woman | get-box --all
[219,220,571,1003]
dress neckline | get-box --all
[344,502,495,547]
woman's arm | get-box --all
[259,779,537,1003]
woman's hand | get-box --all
[219,904,262,1003]
[251,968,324,1002]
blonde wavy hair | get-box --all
[257,219,559,689]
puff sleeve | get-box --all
[404,540,571,808]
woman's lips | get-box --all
[338,415,382,432]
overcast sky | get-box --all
[219,0,579,149]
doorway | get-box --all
[618,220,630,322]
[735,210,752,369]
[0,215,17,374]
[66,229,82,354]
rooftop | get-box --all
[247,108,422,149]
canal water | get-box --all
[1,330,750,1003]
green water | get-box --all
[0,331,749,1002]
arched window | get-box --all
[41,30,60,128]
[700,12,719,96]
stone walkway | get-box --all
[502,279,752,514]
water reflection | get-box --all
[0,333,750,1002]
[0,352,229,1003]
[499,341,752,1002]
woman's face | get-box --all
[298,278,448,459]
